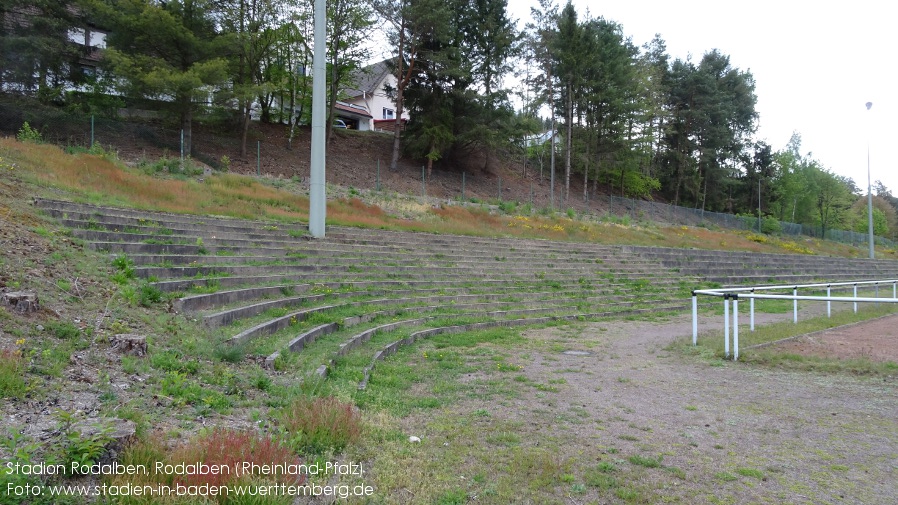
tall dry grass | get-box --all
[1,137,876,257]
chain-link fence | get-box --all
[605,194,896,248]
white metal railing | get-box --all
[691,279,898,360]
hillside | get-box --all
[1,95,597,213]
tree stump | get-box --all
[1,291,39,313]
[111,334,147,356]
[72,418,137,466]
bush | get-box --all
[138,283,163,307]
[761,216,782,234]
[108,429,303,504]
[498,200,517,214]
[276,396,362,454]
[16,122,43,143]
[112,254,135,280]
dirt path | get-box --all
[773,313,898,362]
[494,314,898,503]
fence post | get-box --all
[498,176,502,201]
[530,182,533,207]
[180,129,184,165]
[376,159,381,191]
[421,165,425,198]
[692,293,698,345]
[749,289,755,331]
[462,171,466,201]
[733,298,739,361]
[827,285,831,317]
[793,287,798,323]
[724,295,730,358]
[257,141,261,176]
[90,115,94,148]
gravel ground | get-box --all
[435,312,898,504]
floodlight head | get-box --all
[866,102,873,110]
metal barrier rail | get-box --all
[691,279,898,360]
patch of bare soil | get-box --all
[772,314,898,362]
[408,312,898,504]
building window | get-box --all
[383,108,394,120]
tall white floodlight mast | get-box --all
[308,0,327,238]
[866,101,873,259]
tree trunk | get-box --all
[583,140,589,202]
[240,101,250,158]
[389,28,407,172]
[565,81,572,203]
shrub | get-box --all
[16,122,42,143]
[138,283,163,306]
[276,396,362,454]
[761,216,782,234]
[112,254,135,281]
[109,429,302,504]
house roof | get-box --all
[334,101,372,119]
[345,60,393,99]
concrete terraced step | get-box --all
[210,285,671,335]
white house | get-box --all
[343,59,409,132]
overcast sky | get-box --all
[505,0,894,194]
[367,1,893,194]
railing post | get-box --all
[854,284,858,313]
[724,295,730,358]
[827,285,831,318]
[733,297,739,361]
[793,287,798,323]
[749,289,755,331]
[893,281,896,299]
[692,293,698,345]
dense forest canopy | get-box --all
[0,0,892,238]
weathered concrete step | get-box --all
[264,304,592,369]
[113,252,637,270]
[34,198,308,234]
[674,265,881,278]
[133,260,634,281]
[85,240,637,266]
[353,303,691,388]
[38,200,674,261]
[73,230,644,267]
[225,287,676,346]
[176,272,690,314]
[42,202,617,254]
[204,282,663,329]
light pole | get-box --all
[866,101,873,259]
